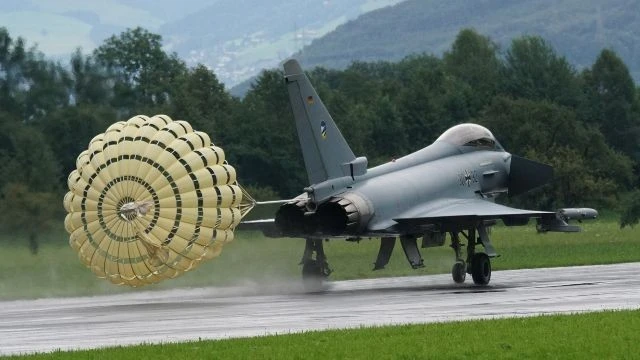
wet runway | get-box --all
[2,262,639,355]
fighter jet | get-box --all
[242,59,597,288]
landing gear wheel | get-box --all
[452,261,466,284]
[471,252,491,285]
[302,260,327,292]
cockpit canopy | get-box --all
[435,123,503,151]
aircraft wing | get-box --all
[389,198,555,231]
[237,198,593,236]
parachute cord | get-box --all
[134,225,169,268]
[237,183,256,219]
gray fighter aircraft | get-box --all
[243,59,597,288]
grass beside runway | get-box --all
[5,309,639,359]
[0,217,638,300]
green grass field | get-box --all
[5,310,639,359]
[0,217,638,300]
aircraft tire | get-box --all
[452,261,466,283]
[471,253,491,285]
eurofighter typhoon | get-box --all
[243,59,597,289]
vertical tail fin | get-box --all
[284,59,356,185]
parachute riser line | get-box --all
[119,200,166,267]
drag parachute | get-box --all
[63,115,255,286]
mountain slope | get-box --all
[298,0,640,81]
[0,0,404,86]
[158,0,405,85]
[0,0,211,56]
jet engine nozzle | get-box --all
[275,197,313,236]
[508,155,553,196]
[316,192,374,235]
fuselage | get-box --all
[350,142,510,231]
[275,138,511,237]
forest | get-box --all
[0,27,639,246]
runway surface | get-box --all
[2,262,640,355]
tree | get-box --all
[21,52,72,122]
[0,114,62,251]
[476,97,633,209]
[369,95,407,163]
[620,190,640,228]
[503,36,581,107]
[581,49,640,161]
[395,54,469,145]
[0,183,60,253]
[444,29,502,115]
[0,120,61,192]
[0,27,72,123]
[0,27,27,119]
[227,69,305,196]
[94,27,187,113]
[38,105,115,179]
[69,49,112,106]
[172,64,234,139]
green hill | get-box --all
[297,0,640,81]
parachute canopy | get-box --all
[63,115,254,286]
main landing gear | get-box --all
[300,238,332,292]
[298,223,497,291]
[450,224,497,285]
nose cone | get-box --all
[507,155,553,197]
